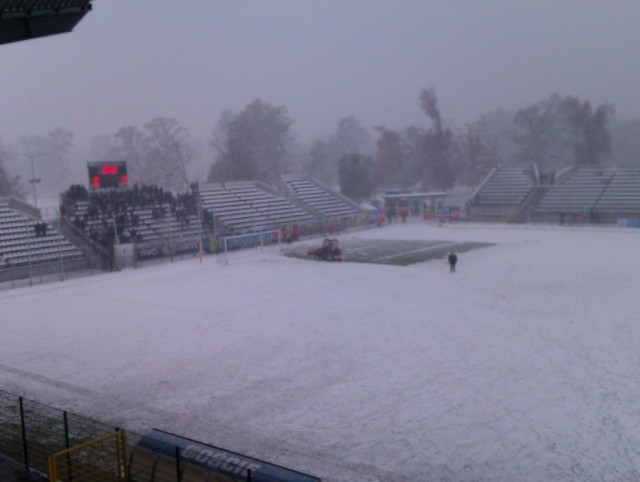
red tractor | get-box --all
[307,237,343,261]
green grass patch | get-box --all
[285,239,493,266]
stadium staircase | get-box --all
[197,181,313,235]
[280,175,362,228]
[0,198,86,282]
[465,164,538,222]
[531,166,640,223]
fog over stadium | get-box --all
[2,0,640,155]
[3,2,640,481]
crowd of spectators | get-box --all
[63,184,204,254]
[64,184,88,203]
[33,221,48,237]
[64,183,195,215]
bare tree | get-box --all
[338,153,373,202]
[209,110,257,182]
[513,94,613,169]
[416,88,456,190]
[373,126,405,186]
[306,116,372,185]
[0,140,22,197]
[611,118,640,165]
[457,120,502,186]
[305,139,331,181]
[105,126,148,184]
[563,97,614,165]
[19,128,73,200]
[143,117,194,191]
[239,99,293,180]
[209,99,294,184]
[93,119,194,191]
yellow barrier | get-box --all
[47,430,128,482]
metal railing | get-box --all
[0,390,321,482]
[0,390,124,480]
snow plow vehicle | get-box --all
[307,237,343,261]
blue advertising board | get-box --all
[134,429,321,482]
[619,219,640,228]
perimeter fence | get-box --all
[0,389,321,482]
[0,389,139,481]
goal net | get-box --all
[217,229,281,265]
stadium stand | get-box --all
[281,175,361,222]
[6,162,640,287]
[466,164,538,220]
[533,166,640,223]
[61,185,206,266]
[535,167,614,215]
[0,197,83,270]
[60,181,318,266]
[1,185,215,280]
[197,181,313,234]
[593,168,640,216]
[0,0,92,45]
[71,201,200,245]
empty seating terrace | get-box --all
[473,165,536,206]
[535,167,616,215]
[0,199,83,268]
[282,176,360,219]
[593,168,640,215]
[197,182,312,233]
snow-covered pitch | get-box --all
[1,222,639,482]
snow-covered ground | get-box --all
[1,222,640,482]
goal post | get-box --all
[47,430,128,482]
[218,229,281,265]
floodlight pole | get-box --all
[193,183,203,264]
[24,152,47,208]
[58,209,64,281]
[112,216,120,271]
[197,197,203,264]
[25,223,33,286]
[169,221,173,263]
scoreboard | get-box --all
[88,161,127,189]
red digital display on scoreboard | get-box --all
[88,162,127,189]
[101,164,119,175]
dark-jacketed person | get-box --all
[448,252,458,272]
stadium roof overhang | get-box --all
[0,0,92,45]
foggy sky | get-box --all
[2,0,640,152]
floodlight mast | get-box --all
[24,152,47,208]
[197,196,203,264]
[192,182,207,264]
